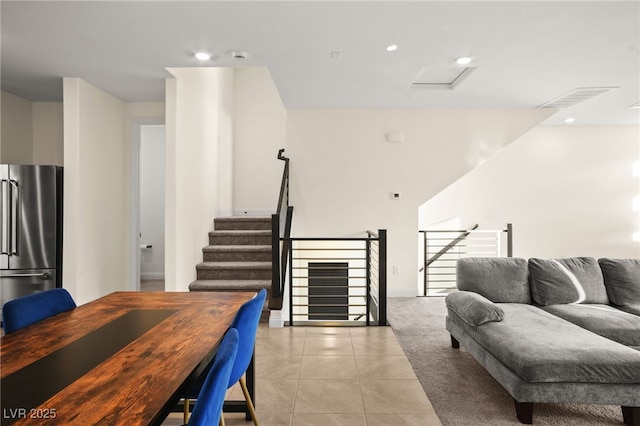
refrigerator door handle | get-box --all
[2,272,51,278]
[9,179,19,255]
[1,179,8,255]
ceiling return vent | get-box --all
[538,87,617,109]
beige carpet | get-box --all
[387,297,626,426]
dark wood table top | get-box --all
[0,291,256,425]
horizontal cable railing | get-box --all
[419,224,512,296]
[286,230,387,326]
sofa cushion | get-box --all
[529,257,609,306]
[617,305,640,316]
[540,303,640,347]
[445,291,504,327]
[456,257,530,303]
[475,304,640,384]
[598,258,640,306]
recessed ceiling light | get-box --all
[456,56,473,65]
[386,44,398,52]
[195,52,211,61]
[564,117,576,123]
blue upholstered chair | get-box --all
[2,288,76,334]
[184,289,266,425]
[188,328,239,426]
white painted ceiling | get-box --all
[2,1,639,126]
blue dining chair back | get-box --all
[182,289,266,425]
[188,328,239,426]
[2,288,76,334]
[228,288,266,388]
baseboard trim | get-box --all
[232,210,275,217]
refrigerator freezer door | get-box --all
[7,165,58,270]
[0,268,57,309]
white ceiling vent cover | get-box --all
[538,87,617,109]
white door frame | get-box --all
[129,117,165,291]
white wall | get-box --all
[165,68,235,291]
[285,108,554,296]
[33,102,64,166]
[0,92,64,165]
[1,91,33,163]
[233,67,286,214]
[63,78,128,304]
[420,126,640,259]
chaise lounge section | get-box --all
[445,257,640,425]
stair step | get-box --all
[214,216,272,231]
[203,245,272,262]
[196,261,272,280]
[189,279,271,292]
[208,230,271,246]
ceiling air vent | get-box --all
[538,87,617,109]
[410,66,475,90]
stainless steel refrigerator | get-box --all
[1,165,63,309]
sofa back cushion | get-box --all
[456,257,530,303]
[598,258,640,306]
[529,257,609,306]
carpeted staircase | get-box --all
[189,216,272,321]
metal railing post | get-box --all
[365,238,371,326]
[423,231,428,297]
[378,229,387,326]
[271,214,281,301]
[288,240,294,326]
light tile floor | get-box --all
[163,325,442,426]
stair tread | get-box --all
[203,245,271,252]
[209,230,271,234]
[196,261,272,269]
[190,279,271,287]
[190,280,271,292]
[215,216,271,220]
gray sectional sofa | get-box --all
[445,257,640,425]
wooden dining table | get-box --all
[0,291,256,425]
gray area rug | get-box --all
[387,297,625,426]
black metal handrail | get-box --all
[270,149,293,310]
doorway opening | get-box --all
[130,118,165,291]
